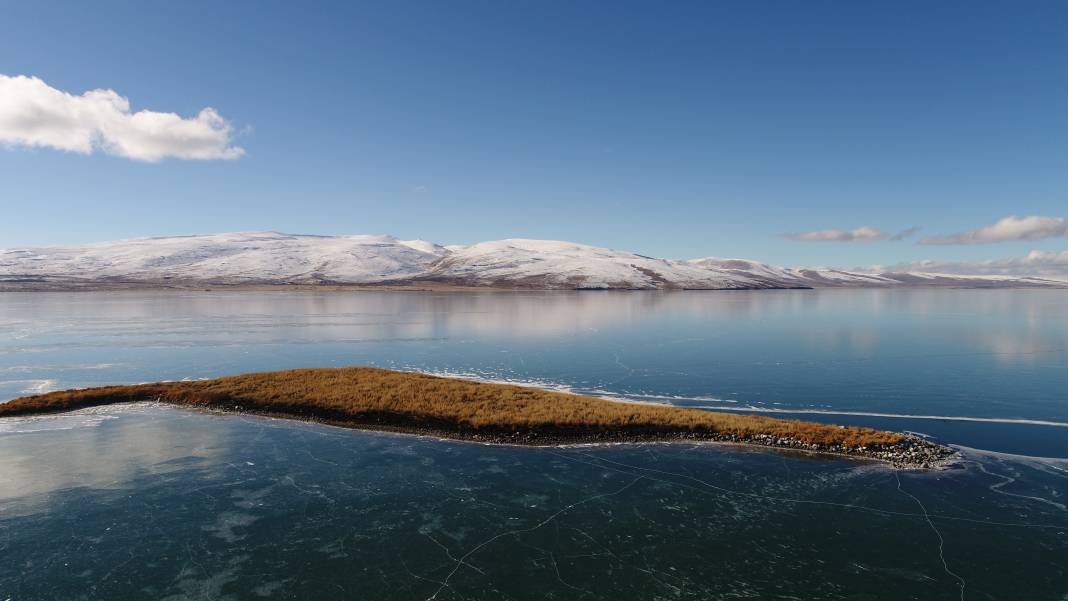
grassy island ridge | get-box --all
[0,367,951,465]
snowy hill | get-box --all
[0,232,446,285]
[1,232,1064,289]
[418,239,781,289]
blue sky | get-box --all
[1,0,1067,269]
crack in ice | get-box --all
[896,472,967,601]
[426,475,644,600]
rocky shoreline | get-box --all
[201,404,957,469]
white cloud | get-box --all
[921,215,1068,245]
[784,226,887,242]
[0,74,244,162]
[878,249,1068,277]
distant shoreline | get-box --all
[4,232,1067,291]
[0,280,517,293]
[2,280,1066,292]
[0,366,955,467]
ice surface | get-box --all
[0,406,1064,600]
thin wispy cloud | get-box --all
[0,74,244,162]
[890,225,921,241]
[921,215,1068,245]
[874,250,1068,278]
[783,226,887,242]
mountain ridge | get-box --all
[2,231,1064,290]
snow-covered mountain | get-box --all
[420,239,781,289]
[1,232,1064,289]
[0,232,446,285]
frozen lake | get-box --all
[1,289,1066,599]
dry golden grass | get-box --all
[0,367,904,448]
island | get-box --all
[0,367,953,467]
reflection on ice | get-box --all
[0,404,227,514]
